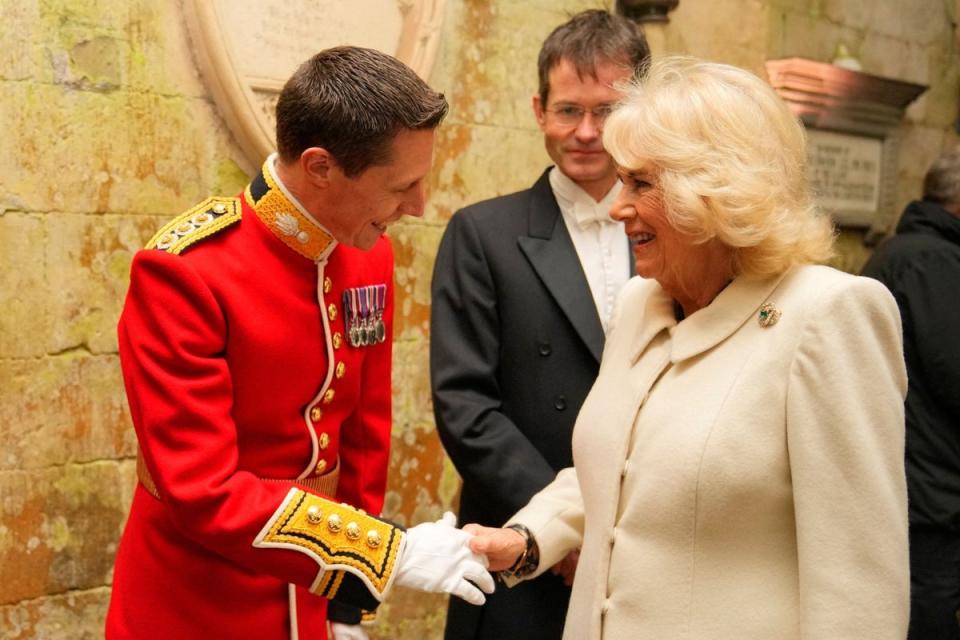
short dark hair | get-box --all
[537,10,650,105]
[923,146,960,206]
[275,46,448,177]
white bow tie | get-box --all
[572,201,613,230]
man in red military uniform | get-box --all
[106,47,493,640]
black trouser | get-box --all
[909,526,960,639]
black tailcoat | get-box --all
[431,169,628,639]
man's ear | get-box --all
[532,94,547,131]
[300,147,337,186]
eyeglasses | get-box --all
[545,103,616,127]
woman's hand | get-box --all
[463,523,527,572]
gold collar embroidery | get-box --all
[245,157,337,262]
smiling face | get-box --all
[611,165,734,313]
[533,58,632,201]
[323,127,435,250]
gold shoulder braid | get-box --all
[147,196,241,255]
[255,488,403,608]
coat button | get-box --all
[323,389,335,404]
[335,362,346,378]
[327,303,338,321]
[314,459,328,475]
[538,342,552,357]
[319,433,330,450]
[333,332,343,349]
[554,395,566,411]
[310,407,322,422]
[323,277,332,294]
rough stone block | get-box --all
[0,355,135,471]
[0,3,41,82]
[389,223,444,340]
[776,11,851,62]
[823,0,872,31]
[0,587,112,640]
[0,461,136,605]
[437,1,568,129]
[429,122,546,223]
[665,0,770,72]
[860,32,924,83]
[0,83,242,217]
[45,213,164,355]
[0,213,47,359]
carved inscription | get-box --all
[184,0,443,173]
[806,129,882,214]
[219,0,404,85]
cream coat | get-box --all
[509,265,909,639]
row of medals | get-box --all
[343,286,387,348]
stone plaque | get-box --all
[806,129,883,226]
[184,0,446,174]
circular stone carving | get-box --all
[184,0,446,174]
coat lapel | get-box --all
[669,271,789,363]
[517,170,605,363]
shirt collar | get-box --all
[549,166,622,230]
[244,153,338,262]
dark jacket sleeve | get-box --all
[430,211,558,519]
[884,254,960,416]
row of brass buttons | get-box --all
[305,505,382,548]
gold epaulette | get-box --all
[254,488,403,603]
[146,196,241,254]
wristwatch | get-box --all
[498,524,539,581]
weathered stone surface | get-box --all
[663,0,770,72]
[428,122,546,224]
[0,587,111,640]
[390,223,444,340]
[0,461,135,605]
[438,1,567,129]
[0,83,243,217]
[0,2,41,82]
[0,355,134,471]
[45,214,163,355]
[0,214,47,359]
[860,32,925,83]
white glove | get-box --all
[328,622,368,640]
[393,512,495,605]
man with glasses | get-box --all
[430,11,650,640]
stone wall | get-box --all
[1,1,956,638]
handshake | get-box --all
[393,512,522,606]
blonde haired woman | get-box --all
[467,57,909,639]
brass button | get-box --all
[212,202,227,214]
[323,389,335,404]
[323,277,332,294]
[310,406,322,422]
[319,433,330,450]
[366,530,382,549]
[327,303,338,321]
[333,332,343,349]
[314,459,328,475]
[307,505,322,524]
[335,362,345,379]
[327,514,343,533]
[346,522,361,541]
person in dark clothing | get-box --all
[863,146,960,640]
[430,10,649,640]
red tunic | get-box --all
[106,160,402,639]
